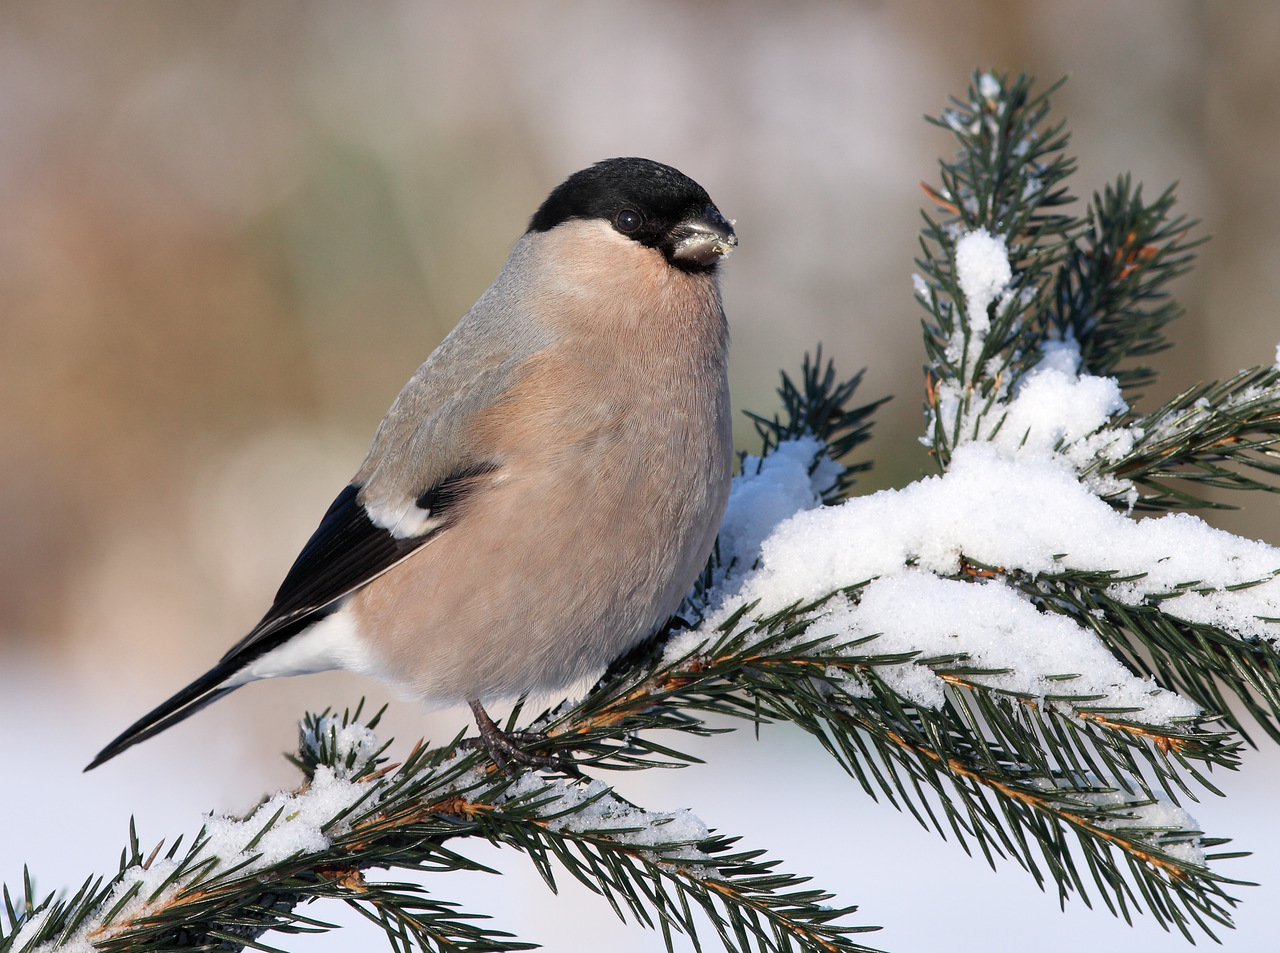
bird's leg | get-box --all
[466,699,572,773]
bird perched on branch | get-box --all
[88,157,737,771]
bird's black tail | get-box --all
[84,661,246,771]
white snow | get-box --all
[811,575,1195,721]
[996,350,1140,505]
[303,713,382,778]
[10,910,54,953]
[201,766,369,864]
[1036,338,1081,375]
[978,73,1001,101]
[932,336,1140,500]
[713,436,838,592]
[932,228,1019,450]
[954,227,1011,334]
[999,359,1127,458]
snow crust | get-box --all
[506,775,712,863]
[938,337,1136,474]
[810,576,1194,720]
[715,436,838,589]
[10,911,53,953]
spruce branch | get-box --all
[479,569,1242,942]
[1043,176,1203,392]
[1087,365,1280,511]
[2,694,881,953]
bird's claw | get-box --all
[465,700,578,775]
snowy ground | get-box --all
[4,658,1280,953]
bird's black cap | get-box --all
[529,157,736,271]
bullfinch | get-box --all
[87,157,737,770]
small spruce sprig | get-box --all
[916,72,1280,511]
[1090,365,1280,511]
[743,345,890,502]
[1042,176,1202,393]
[916,72,1076,465]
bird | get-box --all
[87,157,737,771]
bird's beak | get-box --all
[670,206,738,265]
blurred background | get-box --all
[3,1,1280,950]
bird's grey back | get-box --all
[354,235,555,513]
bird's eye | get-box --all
[615,209,642,233]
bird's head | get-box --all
[528,157,737,273]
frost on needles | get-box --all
[9,72,1280,953]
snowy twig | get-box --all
[1092,365,1280,511]
[3,700,877,953]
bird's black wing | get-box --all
[221,483,429,659]
[86,467,496,770]
[235,460,501,654]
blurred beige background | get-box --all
[3,2,1280,951]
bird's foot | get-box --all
[465,700,576,775]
